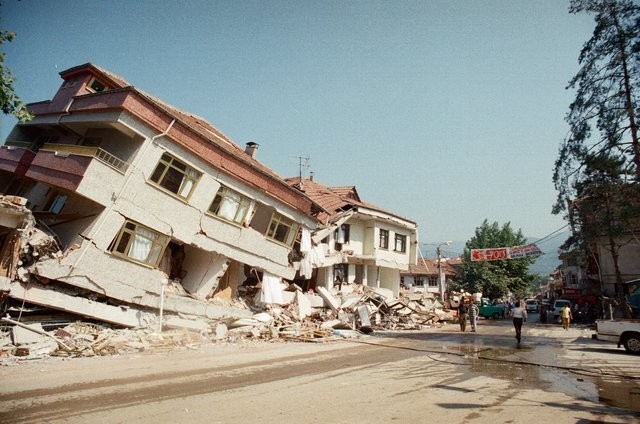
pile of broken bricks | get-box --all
[0,284,456,364]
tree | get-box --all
[553,0,640,316]
[454,220,538,300]
[1,30,33,122]
[553,0,640,213]
[567,152,640,312]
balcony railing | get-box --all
[41,143,130,173]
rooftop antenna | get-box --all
[295,155,311,189]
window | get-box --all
[86,77,107,93]
[149,153,201,200]
[334,263,347,283]
[209,186,252,224]
[266,213,299,246]
[110,220,169,267]
[334,224,350,247]
[379,229,389,249]
[394,233,407,253]
[427,277,438,287]
[42,190,68,214]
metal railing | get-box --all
[41,143,130,173]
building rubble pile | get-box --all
[0,283,456,363]
[0,196,455,363]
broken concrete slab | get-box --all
[163,316,210,333]
[8,281,155,327]
[317,286,340,311]
[357,305,371,327]
[11,322,49,345]
[295,290,312,319]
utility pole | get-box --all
[436,241,452,302]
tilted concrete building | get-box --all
[0,63,323,327]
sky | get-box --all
[1,0,595,254]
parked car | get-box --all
[552,299,571,323]
[478,299,505,319]
[594,319,640,354]
[525,299,540,313]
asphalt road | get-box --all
[0,316,638,423]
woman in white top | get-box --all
[511,300,528,343]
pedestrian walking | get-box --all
[469,300,479,332]
[511,300,527,343]
[561,303,573,330]
[458,300,469,332]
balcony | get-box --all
[25,144,130,204]
[40,144,129,173]
[0,143,36,176]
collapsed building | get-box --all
[0,63,423,340]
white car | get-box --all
[525,299,539,313]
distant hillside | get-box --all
[527,232,568,276]
[419,232,569,277]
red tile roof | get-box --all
[285,177,416,225]
[404,257,458,276]
[48,63,323,218]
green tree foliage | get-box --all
[553,0,640,214]
[1,30,33,122]
[568,152,640,298]
[455,220,538,300]
[553,1,640,315]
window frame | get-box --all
[208,185,253,225]
[379,229,389,249]
[149,152,201,201]
[109,220,170,267]
[86,77,108,93]
[265,212,299,246]
[334,223,350,245]
[394,233,407,253]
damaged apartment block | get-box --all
[0,63,418,334]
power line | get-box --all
[532,224,570,246]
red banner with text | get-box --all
[471,243,542,262]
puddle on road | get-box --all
[459,345,640,413]
[597,377,640,412]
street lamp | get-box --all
[436,241,452,302]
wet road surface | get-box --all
[0,315,638,423]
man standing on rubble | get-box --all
[458,300,469,332]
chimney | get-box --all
[245,142,259,159]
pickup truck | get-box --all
[594,319,640,354]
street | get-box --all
[0,315,638,424]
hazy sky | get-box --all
[1,0,594,251]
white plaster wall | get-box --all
[180,247,227,296]
[379,267,400,297]
[47,197,103,249]
[45,242,166,298]
[363,223,375,256]
[84,131,308,280]
[22,182,51,211]
[344,220,364,254]
[372,223,412,271]
[366,264,379,287]
[76,160,127,206]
